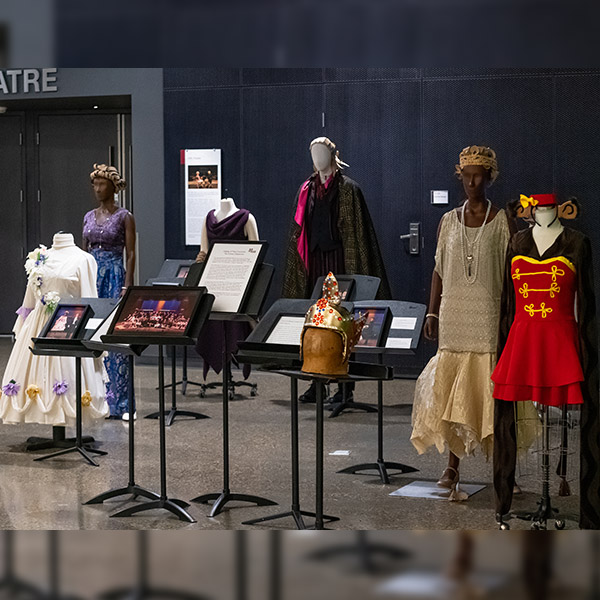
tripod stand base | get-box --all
[34,444,107,467]
[0,576,44,598]
[84,484,161,505]
[100,585,209,600]
[191,490,277,518]
[145,408,209,427]
[26,434,95,452]
[337,460,418,484]
[242,508,339,530]
[111,497,195,523]
[307,541,411,572]
[511,496,566,530]
[327,401,377,418]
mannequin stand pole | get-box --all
[112,346,196,523]
[243,378,338,529]
[337,362,418,483]
[191,343,276,517]
[99,532,208,600]
[34,357,107,467]
[85,354,160,507]
[512,405,566,530]
[146,346,209,426]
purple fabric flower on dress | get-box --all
[16,306,33,321]
[2,380,20,396]
[53,380,68,395]
[106,390,115,403]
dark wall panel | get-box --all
[163,88,241,260]
[324,82,422,303]
[164,69,240,89]
[555,75,600,295]
[242,69,322,86]
[241,85,323,304]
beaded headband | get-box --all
[455,145,499,182]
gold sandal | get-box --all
[437,466,459,488]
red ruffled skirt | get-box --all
[491,318,583,406]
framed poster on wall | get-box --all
[184,148,221,245]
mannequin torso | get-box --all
[198,198,259,258]
[532,206,564,256]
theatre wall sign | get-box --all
[0,68,58,94]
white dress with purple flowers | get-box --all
[0,236,108,425]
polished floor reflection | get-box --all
[0,340,581,530]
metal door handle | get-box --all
[400,222,421,255]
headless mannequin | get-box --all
[532,206,563,255]
[197,198,259,259]
[52,232,76,249]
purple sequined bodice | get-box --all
[83,207,128,254]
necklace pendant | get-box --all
[468,263,472,277]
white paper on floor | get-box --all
[329,450,351,456]
[377,571,508,597]
[389,480,486,500]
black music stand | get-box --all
[98,531,209,600]
[337,300,425,484]
[102,286,214,523]
[246,363,393,530]
[29,298,118,467]
[145,345,209,426]
[187,247,278,517]
[82,334,159,509]
[26,298,120,454]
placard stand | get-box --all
[83,352,160,509]
[145,345,209,426]
[244,364,393,530]
[337,300,425,484]
[102,286,214,523]
[188,254,278,517]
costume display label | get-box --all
[385,337,412,349]
[390,316,417,330]
[199,242,262,312]
[265,315,305,345]
[84,318,103,330]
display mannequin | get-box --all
[283,137,391,404]
[196,198,259,262]
[410,146,512,493]
[0,233,108,425]
[492,193,600,529]
[194,198,259,380]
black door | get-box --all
[36,113,120,247]
[0,115,26,333]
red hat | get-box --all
[519,194,558,208]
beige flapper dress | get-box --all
[411,208,510,459]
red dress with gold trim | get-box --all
[491,254,583,406]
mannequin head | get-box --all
[309,137,348,176]
[459,165,491,201]
[89,163,126,204]
[455,146,498,201]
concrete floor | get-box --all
[0,339,581,530]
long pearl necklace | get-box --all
[460,199,491,283]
